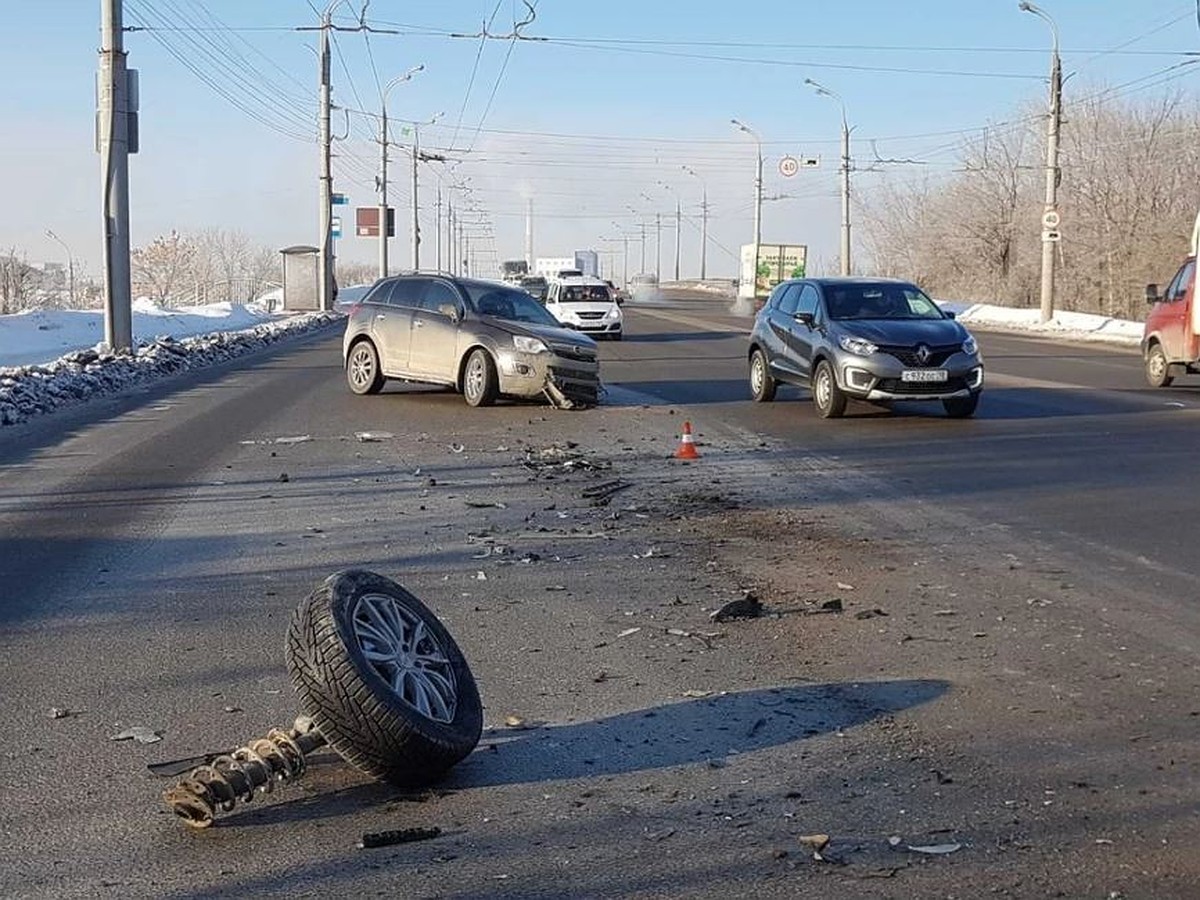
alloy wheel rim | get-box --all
[465,357,483,399]
[751,356,763,393]
[351,347,373,388]
[352,593,457,723]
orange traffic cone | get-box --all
[674,421,701,460]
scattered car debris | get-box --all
[683,690,715,698]
[836,582,855,591]
[504,715,532,729]
[933,609,957,617]
[355,431,394,442]
[709,592,763,622]
[799,834,830,852]
[359,826,442,849]
[465,499,507,509]
[449,443,466,453]
[616,627,642,638]
[273,435,311,445]
[810,598,844,614]
[580,480,632,505]
[278,473,290,483]
[48,707,78,719]
[112,726,163,744]
[522,443,610,473]
[906,842,962,855]
[854,608,889,620]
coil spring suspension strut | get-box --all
[163,717,327,828]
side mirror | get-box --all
[438,303,461,323]
[794,311,815,327]
[944,310,957,319]
[1145,283,1161,304]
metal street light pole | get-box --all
[805,78,852,276]
[46,229,75,305]
[1020,0,1062,323]
[656,180,682,282]
[731,119,763,300]
[409,112,445,270]
[378,65,423,279]
[98,0,133,349]
[682,165,708,280]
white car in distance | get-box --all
[544,276,624,340]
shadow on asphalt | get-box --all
[619,331,746,343]
[455,679,948,787]
[220,680,947,830]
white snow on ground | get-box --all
[0,288,1144,428]
[0,297,346,427]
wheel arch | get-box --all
[456,343,493,392]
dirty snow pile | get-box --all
[0,299,343,427]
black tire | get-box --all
[462,349,499,407]
[1145,342,1174,388]
[346,339,384,395]
[749,349,777,402]
[943,394,980,418]
[285,570,483,787]
[812,359,847,419]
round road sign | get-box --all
[1042,210,1061,230]
[779,156,799,177]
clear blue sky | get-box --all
[3,1,1198,282]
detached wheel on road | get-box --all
[943,394,980,418]
[1144,343,1174,388]
[286,570,483,787]
[812,360,847,418]
[347,340,385,395]
[463,349,499,407]
[749,349,777,402]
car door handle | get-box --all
[375,313,386,320]
[413,319,424,328]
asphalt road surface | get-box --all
[2,291,1198,898]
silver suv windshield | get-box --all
[462,282,561,327]
[826,284,944,320]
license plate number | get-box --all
[901,369,948,383]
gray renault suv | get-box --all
[343,274,601,408]
[747,277,984,418]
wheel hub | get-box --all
[352,593,457,722]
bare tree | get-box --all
[1,249,39,314]
[132,231,195,305]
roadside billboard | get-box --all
[739,243,808,299]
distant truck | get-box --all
[534,250,599,280]
[500,259,529,283]
[1142,216,1200,386]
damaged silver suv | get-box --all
[343,274,601,408]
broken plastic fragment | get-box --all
[355,431,394,442]
[616,627,642,638]
[274,435,311,445]
[111,726,163,744]
[907,842,962,855]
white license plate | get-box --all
[901,369,948,383]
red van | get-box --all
[1143,254,1200,387]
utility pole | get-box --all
[317,12,334,309]
[377,66,422,280]
[524,197,533,267]
[655,212,662,283]
[674,199,681,282]
[411,126,420,269]
[435,184,442,270]
[839,118,851,276]
[699,186,708,280]
[1021,1,1062,323]
[98,0,133,351]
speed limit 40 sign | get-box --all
[779,156,799,177]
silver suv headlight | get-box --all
[962,335,978,356]
[606,307,622,320]
[839,334,878,357]
[512,335,548,354]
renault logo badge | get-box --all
[916,344,932,365]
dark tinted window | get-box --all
[797,284,820,317]
[825,283,943,320]
[386,278,426,309]
[420,280,462,312]
[364,279,397,305]
[776,283,802,316]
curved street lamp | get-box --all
[377,65,424,277]
[45,229,75,305]
[731,119,763,302]
[682,165,709,279]
[805,78,853,276]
